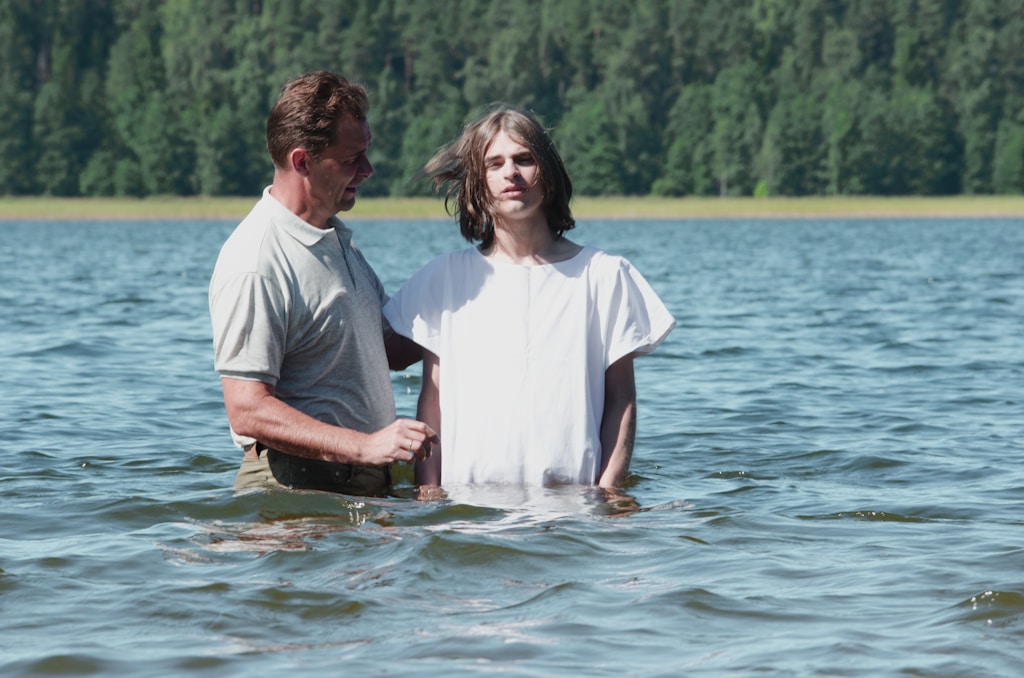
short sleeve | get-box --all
[382,255,450,356]
[209,271,287,384]
[600,257,676,366]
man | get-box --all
[209,70,434,496]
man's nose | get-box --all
[359,155,374,178]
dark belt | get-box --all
[255,444,392,497]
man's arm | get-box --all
[385,331,423,371]
[414,350,443,492]
[221,377,435,466]
[597,354,637,488]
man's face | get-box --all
[307,115,374,215]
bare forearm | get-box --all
[221,377,436,467]
[414,351,443,488]
[598,356,637,488]
[599,397,636,487]
[225,384,369,463]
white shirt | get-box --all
[384,246,675,486]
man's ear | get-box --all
[289,148,309,175]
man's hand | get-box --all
[362,418,438,466]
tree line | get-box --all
[1,0,1022,199]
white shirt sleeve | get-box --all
[598,255,676,367]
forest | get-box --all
[1,0,1023,198]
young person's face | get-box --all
[484,130,543,224]
[307,114,374,216]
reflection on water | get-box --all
[186,513,383,555]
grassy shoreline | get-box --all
[2,195,1024,221]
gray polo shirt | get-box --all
[209,187,396,443]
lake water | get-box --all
[2,216,1022,676]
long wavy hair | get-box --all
[424,104,575,249]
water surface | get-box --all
[1,217,1022,676]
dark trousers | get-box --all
[234,445,391,497]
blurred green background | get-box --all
[2,0,1022,199]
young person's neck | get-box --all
[484,218,579,266]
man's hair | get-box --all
[424,103,574,248]
[266,70,369,168]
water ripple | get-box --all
[3,218,1024,676]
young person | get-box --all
[383,104,674,494]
